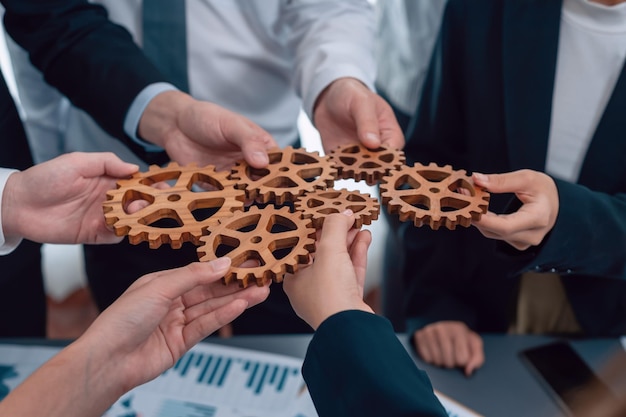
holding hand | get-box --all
[283,211,373,330]
[414,321,484,377]
[138,91,278,171]
[80,258,270,390]
[313,78,404,154]
[2,152,138,245]
[472,170,559,250]
[0,258,269,417]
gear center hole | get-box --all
[333,201,342,206]
[279,167,289,172]
[168,194,181,202]
[429,188,440,194]
[251,236,262,244]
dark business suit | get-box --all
[393,0,626,339]
[0,0,166,336]
[303,310,447,417]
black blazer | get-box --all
[401,0,626,337]
[2,0,168,161]
[303,311,447,417]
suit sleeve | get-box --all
[506,179,626,280]
[2,0,166,145]
[303,310,447,417]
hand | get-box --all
[138,91,277,171]
[283,211,373,330]
[2,152,138,245]
[78,258,269,392]
[313,77,404,154]
[472,170,559,250]
[413,321,484,376]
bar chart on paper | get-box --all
[106,343,317,417]
[155,345,305,407]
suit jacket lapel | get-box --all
[502,0,563,171]
[578,62,626,191]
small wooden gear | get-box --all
[380,162,489,230]
[197,206,316,287]
[103,162,245,249]
[230,146,337,205]
[294,188,380,228]
[328,144,406,185]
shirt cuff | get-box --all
[0,169,23,255]
[123,82,179,152]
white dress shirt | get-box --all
[0,168,22,255]
[375,0,447,115]
[7,0,376,169]
[546,0,626,182]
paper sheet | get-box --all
[0,342,480,417]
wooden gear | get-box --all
[328,144,406,185]
[197,206,316,287]
[103,162,245,249]
[230,146,337,204]
[294,188,380,228]
[379,162,490,230]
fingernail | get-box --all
[211,257,231,270]
[473,172,488,183]
[365,132,380,145]
[252,151,269,166]
[342,209,354,216]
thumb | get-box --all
[352,99,382,149]
[316,210,356,256]
[225,120,277,169]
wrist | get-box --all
[137,90,193,150]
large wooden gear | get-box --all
[230,146,337,204]
[380,162,489,230]
[103,162,245,249]
[102,146,491,286]
[197,206,316,287]
[328,144,405,185]
[295,188,380,229]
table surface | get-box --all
[3,334,626,417]
[207,333,626,417]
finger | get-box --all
[414,331,434,364]
[136,259,232,300]
[349,230,372,291]
[422,327,443,365]
[184,284,269,323]
[472,170,535,195]
[351,97,382,149]
[376,97,405,150]
[222,119,276,168]
[183,299,249,347]
[315,210,356,257]
[453,332,470,367]
[473,211,540,240]
[81,152,139,178]
[464,333,485,376]
[435,328,455,368]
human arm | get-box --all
[3,0,276,169]
[280,0,404,153]
[283,213,447,417]
[1,152,138,248]
[0,258,270,417]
